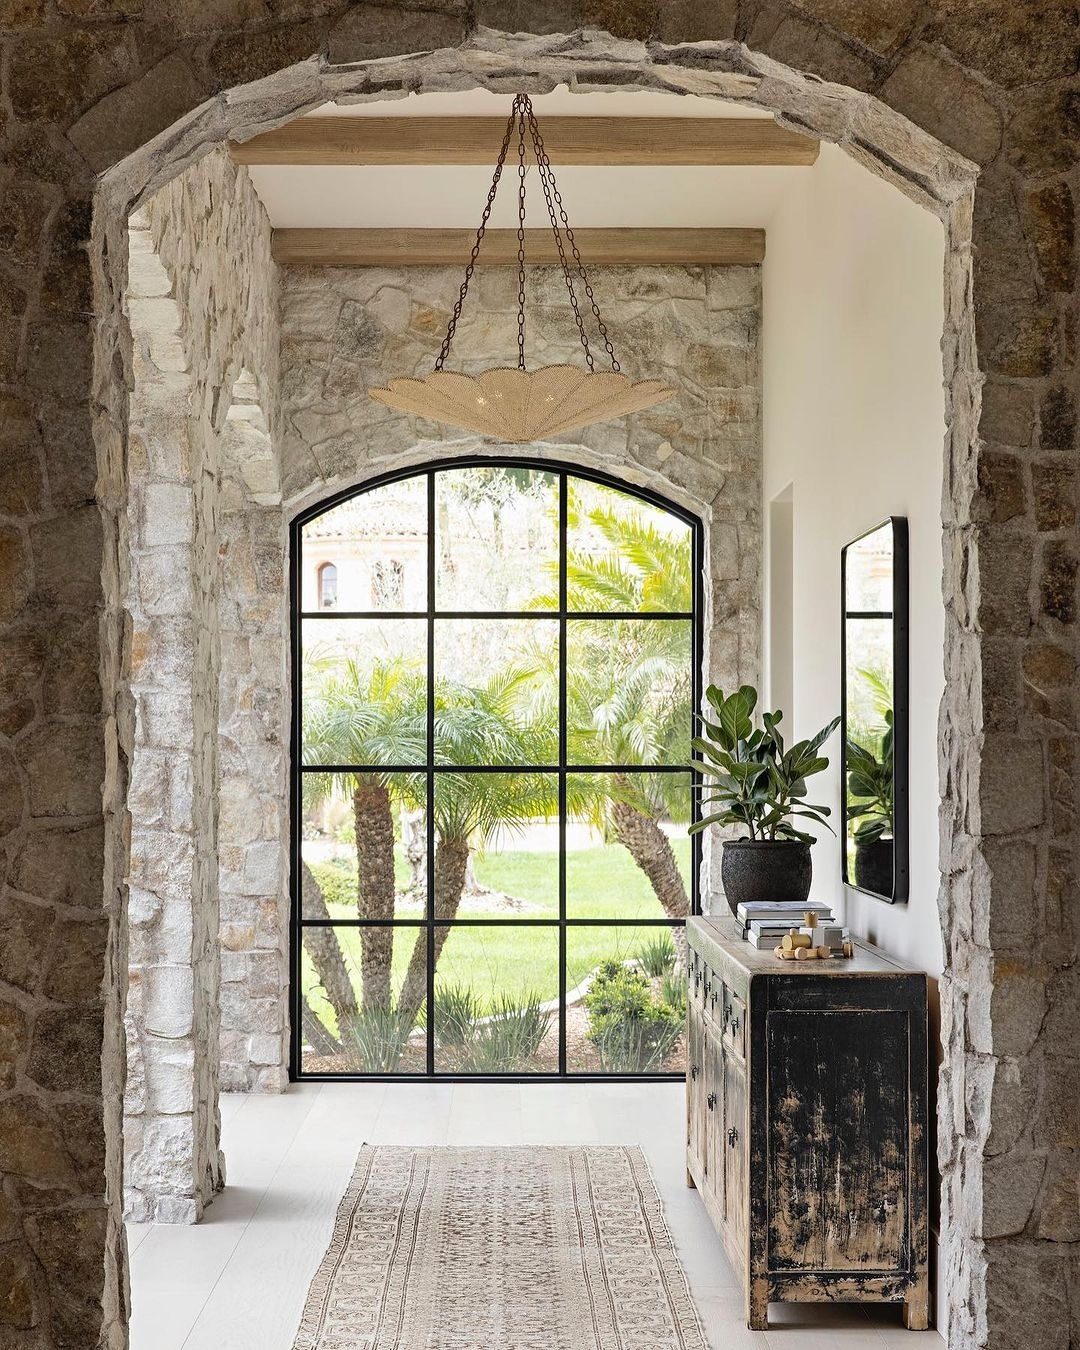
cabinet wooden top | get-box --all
[688,915,924,978]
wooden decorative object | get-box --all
[687,916,929,1330]
[368,365,674,442]
[368,93,676,441]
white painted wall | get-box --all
[762,145,947,1319]
[761,142,946,979]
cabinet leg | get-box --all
[747,1280,768,1331]
[902,1286,929,1331]
[685,1167,696,1189]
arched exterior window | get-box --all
[292,459,701,1081]
[316,561,338,610]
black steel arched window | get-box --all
[291,459,701,1080]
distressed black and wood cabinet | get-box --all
[686,916,929,1331]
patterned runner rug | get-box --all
[292,1144,707,1349]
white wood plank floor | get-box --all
[127,1083,945,1350]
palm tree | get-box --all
[395,667,558,1027]
[302,653,425,1014]
[529,491,694,938]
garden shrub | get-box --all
[309,859,356,913]
[584,960,681,1072]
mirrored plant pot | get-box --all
[854,838,894,896]
[721,839,812,917]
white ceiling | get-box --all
[247,86,813,232]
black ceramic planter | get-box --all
[854,838,894,896]
[721,839,812,916]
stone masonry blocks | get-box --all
[0,13,1074,1350]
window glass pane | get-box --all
[300,475,427,612]
[566,772,692,919]
[566,479,692,613]
[434,772,559,921]
[566,618,692,766]
[301,618,426,766]
[434,618,558,765]
[432,924,557,1073]
[436,466,559,611]
[565,924,686,1075]
[299,924,427,1074]
[299,773,427,920]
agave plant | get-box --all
[690,685,839,843]
[461,992,551,1073]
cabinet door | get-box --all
[705,1024,725,1205]
[687,985,705,1167]
[724,1057,748,1254]
[767,1008,909,1271]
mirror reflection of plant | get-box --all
[846,708,894,845]
[690,685,839,843]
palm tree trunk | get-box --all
[301,861,359,1034]
[302,997,343,1058]
[610,778,689,967]
[353,779,396,1010]
[398,835,470,1028]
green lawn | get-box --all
[303,841,690,1033]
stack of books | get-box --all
[735,900,837,950]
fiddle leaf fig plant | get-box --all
[846,708,894,845]
[689,684,840,844]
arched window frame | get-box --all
[291,456,703,1082]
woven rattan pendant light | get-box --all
[369,93,674,441]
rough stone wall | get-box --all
[123,212,214,1225]
[0,11,1074,1350]
[217,378,290,1095]
[122,149,283,1223]
[281,261,763,915]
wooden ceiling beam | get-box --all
[232,116,818,166]
[271,227,766,267]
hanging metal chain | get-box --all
[526,101,594,372]
[528,104,621,373]
[434,101,519,372]
[515,101,528,372]
[434,91,621,375]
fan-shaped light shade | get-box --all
[368,364,674,442]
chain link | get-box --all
[434,91,621,376]
[516,103,528,372]
[526,103,594,372]
[434,102,518,371]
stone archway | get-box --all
[1,13,1074,1350]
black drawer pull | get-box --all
[728,1126,739,1147]
[729,1015,740,1034]
[707,1093,717,1111]
[690,1064,700,1081]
